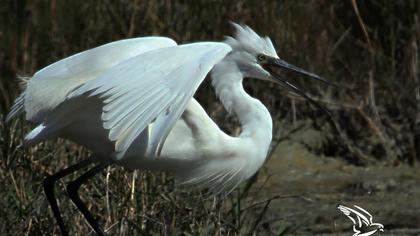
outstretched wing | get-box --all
[338,205,358,226]
[338,204,373,228]
[69,42,231,159]
[353,205,374,225]
[24,37,176,123]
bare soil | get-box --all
[256,128,420,235]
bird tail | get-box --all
[6,76,30,122]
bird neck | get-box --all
[211,61,273,157]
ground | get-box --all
[256,128,420,235]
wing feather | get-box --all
[103,85,168,130]
[69,42,231,158]
[338,205,357,225]
[110,88,171,142]
[24,37,176,123]
[353,205,373,226]
[115,91,175,154]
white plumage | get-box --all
[22,37,177,123]
[6,22,330,192]
[7,23,329,235]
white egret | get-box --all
[7,23,331,235]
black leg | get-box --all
[66,160,113,236]
[43,158,94,236]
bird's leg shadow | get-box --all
[66,159,114,236]
[43,158,94,236]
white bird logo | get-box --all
[337,204,384,236]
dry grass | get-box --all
[0,0,419,235]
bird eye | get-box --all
[257,54,266,62]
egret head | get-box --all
[225,23,334,112]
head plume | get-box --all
[225,22,277,58]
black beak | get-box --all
[265,57,335,87]
[263,57,334,118]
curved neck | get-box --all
[211,61,273,155]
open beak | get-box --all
[263,57,334,117]
[265,58,335,86]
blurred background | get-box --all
[0,0,419,235]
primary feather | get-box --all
[24,37,176,123]
[69,43,231,158]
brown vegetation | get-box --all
[0,0,419,235]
